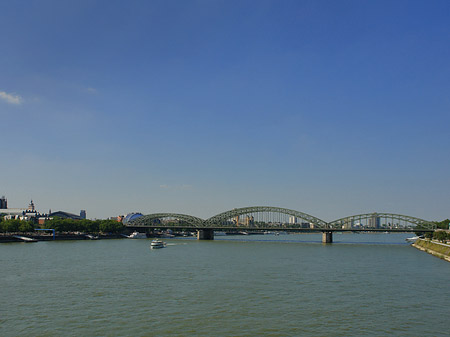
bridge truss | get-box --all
[203,206,328,229]
[130,213,204,228]
[128,208,436,232]
[328,212,436,230]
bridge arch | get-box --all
[204,206,327,229]
[129,213,204,227]
[328,212,436,230]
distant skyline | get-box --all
[1,0,449,221]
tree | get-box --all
[424,232,433,239]
[433,231,449,243]
[434,219,450,230]
[2,219,21,233]
[38,217,126,234]
[19,221,34,233]
[99,220,125,233]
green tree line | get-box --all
[422,219,450,242]
[0,219,35,233]
[0,217,125,234]
[434,219,450,230]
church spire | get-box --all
[27,199,35,212]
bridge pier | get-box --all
[197,229,214,240]
[322,231,333,244]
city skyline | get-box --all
[1,1,449,221]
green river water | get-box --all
[1,233,449,336]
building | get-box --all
[43,209,87,222]
[49,211,84,220]
[343,218,354,229]
[245,215,254,226]
[0,196,7,209]
[0,197,87,224]
[2,208,27,220]
[368,214,381,228]
[289,216,297,224]
[122,212,143,224]
[1,198,40,221]
[27,200,36,213]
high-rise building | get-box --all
[233,215,240,225]
[289,216,297,224]
[80,210,86,219]
[0,196,7,209]
[368,214,380,228]
[245,215,254,226]
[343,218,353,229]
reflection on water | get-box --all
[1,234,449,336]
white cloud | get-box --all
[0,91,23,105]
[86,87,97,94]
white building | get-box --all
[1,200,38,221]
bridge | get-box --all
[127,206,436,243]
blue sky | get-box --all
[1,0,449,221]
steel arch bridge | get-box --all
[127,208,436,232]
[130,213,204,227]
[328,212,436,230]
[204,206,328,229]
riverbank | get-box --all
[0,233,125,243]
[412,239,450,262]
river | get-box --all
[1,233,449,336]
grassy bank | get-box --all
[413,239,450,262]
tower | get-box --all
[0,196,7,209]
[368,213,380,229]
[27,200,35,212]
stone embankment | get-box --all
[412,239,450,262]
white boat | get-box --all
[128,231,147,239]
[12,235,37,242]
[150,239,166,249]
[405,236,421,242]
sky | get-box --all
[1,0,449,221]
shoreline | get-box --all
[412,239,450,262]
[0,233,125,243]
